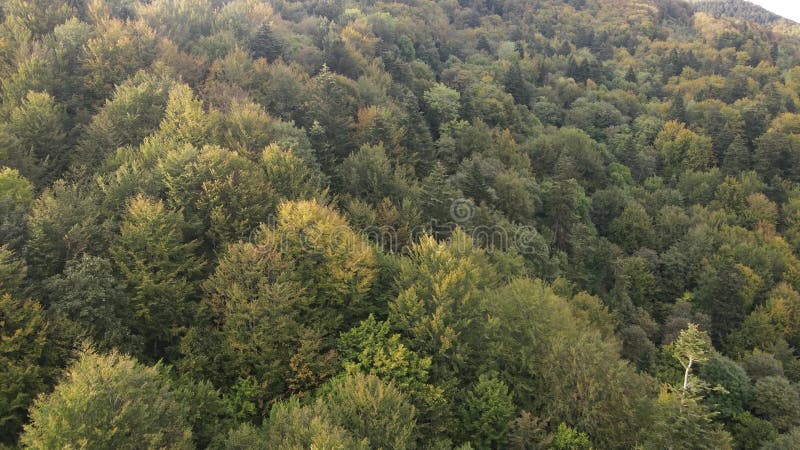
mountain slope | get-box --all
[690,0,784,24]
[2,0,800,449]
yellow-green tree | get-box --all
[110,195,202,359]
[21,349,193,449]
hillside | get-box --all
[690,0,784,24]
[2,0,800,448]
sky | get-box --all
[749,0,800,23]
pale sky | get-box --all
[749,0,800,23]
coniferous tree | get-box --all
[250,23,283,62]
[504,60,532,106]
[625,66,637,83]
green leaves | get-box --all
[0,295,50,445]
[320,372,417,449]
[424,83,461,128]
[655,121,715,179]
[671,323,713,391]
[21,349,193,449]
[0,91,67,185]
[459,375,516,449]
[110,195,202,359]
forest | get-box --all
[2,0,800,448]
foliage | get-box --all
[0,295,54,445]
[3,0,800,446]
[458,374,516,449]
[319,372,417,449]
[110,195,202,359]
[20,349,193,449]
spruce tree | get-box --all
[504,60,531,106]
[625,66,637,83]
[250,23,283,62]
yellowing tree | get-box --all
[655,120,714,178]
[21,349,193,449]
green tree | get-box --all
[250,23,283,61]
[259,199,378,337]
[644,385,733,450]
[761,427,800,450]
[338,143,406,205]
[338,314,446,441]
[305,66,360,166]
[481,278,653,448]
[261,144,324,201]
[0,245,26,297]
[549,423,592,450]
[160,144,277,248]
[25,181,108,283]
[0,91,68,185]
[608,201,655,252]
[3,0,74,35]
[80,19,159,103]
[695,258,762,344]
[389,230,498,386]
[20,349,193,449]
[180,238,307,409]
[138,0,214,51]
[0,295,57,446]
[338,314,440,402]
[459,374,516,449]
[259,397,367,449]
[721,136,751,175]
[672,323,713,393]
[754,132,800,182]
[78,73,172,169]
[528,127,606,189]
[742,351,785,381]
[424,83,461,129]
[698,355,750,419]
[730,412,777,450]
[154,83,215,148]
[655,121,714,179]
[750,376,800,432]
[110,195,202,359]
[504,60,532,106]
[0,166,34,252]
[45,255,138,353]
[320,372,417,449]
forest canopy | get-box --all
[2,0,800,448]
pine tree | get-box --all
[459,375,516,448]
[722,135,751,175]
[477,34,492,53]
[668,94,686,122]
[625,66,637,83]
[504,60,531,106]
[251,23,283,62]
